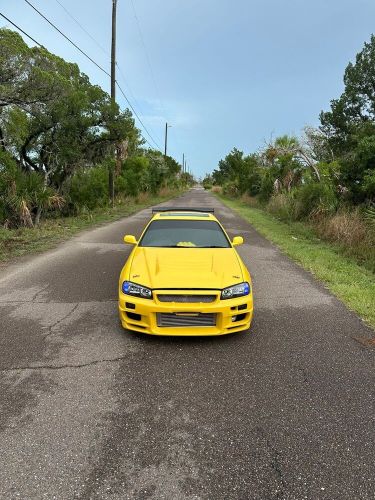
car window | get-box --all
[139,220,231,248]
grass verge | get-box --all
[217,194,375,330]
[0,191,181,265]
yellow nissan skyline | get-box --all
[118,207,253,336]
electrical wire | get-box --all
[0,12,44,47]
[129,0,185,160]
[19,1,163,151]
[51,0,164,146]
[129,0,167,118]
[23,0,110,76]
[116,80,162,150]
[53,0,108,56]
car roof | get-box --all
[151,211,218,221]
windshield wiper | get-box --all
[198,246,227,248]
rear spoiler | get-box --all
[152,207,214,214]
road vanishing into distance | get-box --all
[1,188,374,500]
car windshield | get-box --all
[139,219,231,248]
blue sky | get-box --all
[2,0,375,178]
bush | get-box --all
[363,171,375,202]
[0,151,64,227]
[293,182,338,220]
[258,171,275,202]
[222,181,239,197]
[68,166,108,212]
[266,193,295,220]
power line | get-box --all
[129,0,184,158]
[116,80,162,150]
[129,0,166,118]
[19,1,162,151]
[52,1,151,127]
[116,63,164,146]
[53,0,164,146]
[23,0,110,76]
[0,12,44,47]
[53,0,108,56]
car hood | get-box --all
[129,247,243,289]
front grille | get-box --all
[157,313,216,327]
[157,294,216,303]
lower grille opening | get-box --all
[157,313,216,327]
[238,304,247,311]
[126,302,136,310]
[126,312,141,321]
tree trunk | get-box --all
[35,206,42,226]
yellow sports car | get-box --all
[118,208,253,336]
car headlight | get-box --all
[221,282,250,300]
[122,281,152,299]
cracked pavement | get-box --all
[0,188,375,499]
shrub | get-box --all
[211,186,222,194]
[266,193,295,220]
[363,171,375,202]
[258,171,275,202]
[0,151,64,227]
[222,181,239,197]
[293,182,338,220]
[68,165,108,212]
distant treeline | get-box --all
[0,29,193,228]
[204,35,375,271]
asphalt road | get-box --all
[1,187,374,500]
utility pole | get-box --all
[111,0,117,101]
[182,153,184,174]
[109,0,117,207]
[164,122,171,158]
[164,122,168,157]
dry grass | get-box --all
[240,193,259,207]
[0,189,182,264]
[266,193,294,220]
[316,209,368,247]
[211,186,222,194]
[135,192,150,204]
[217,190,375,275]
[158,186,177,197]
[217,193,375,329]
[313,210,375,272]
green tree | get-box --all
[0,28,141,191]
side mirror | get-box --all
[232,236,244,247]
[124,235,138,245]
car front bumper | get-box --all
[118,290,253,336]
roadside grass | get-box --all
[217,194,375,330]
[0,191,180,265]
